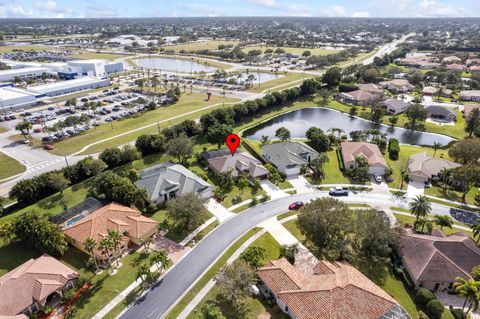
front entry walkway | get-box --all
[205,198,235,223]
[406,179,425,198]
[260,180,289,199]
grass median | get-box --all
[0,152,26,180]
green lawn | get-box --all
[69,52,126,61]
[424,185,479,207]
[242,45,338,56]
[0,151,26,180]
[164,228,261,319]
[385,144,451,189]
[0,45,47,53]
[187,231,284,319]
[49,93,239,155]
[247,72,313,93]
[161,40,240,53]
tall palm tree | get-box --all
[142,237,153,254]
[99,237,114,269]
[334,236,355,262]
[310,153,330,179]
[409,195,432,222]
[108,230,123,267]
[83,237,99,272]
[472,220,480,244]
[399,167,410,190]
[434,215,453,231]
[150,250,169,273]
[136,263,152,288]
[432,142,442,158]
[454,277,480,316]
[0,222,13,244]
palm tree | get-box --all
[472,220,480,244]
[434,215,453,231]
[454,276,480,316]
[136,263,152,288]
[409,195,432,222]
[334,236,355,262]
[108,230,123,267]
[150,250,169,273]
[432,142,442,158]
[399,167,410,190]
[142,237,153,254]
[99,237,114,269]
[0,222,13,244]
[414,217,430,233]
[83,237,99,272]
[310,153,329,179]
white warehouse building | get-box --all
[0,86,38,111]
[27,76,111,97]
[0,66,51,82]
[64,59,124,77]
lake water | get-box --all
[134,57,217,73]
[244,107,455,146]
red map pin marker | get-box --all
[226,133,240,156]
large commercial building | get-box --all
[27,76,110,97]
[60,59,124,77]
[0,86,38,111]
[0,66,51,82]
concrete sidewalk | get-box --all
[260,180,289,199]
[205,198,235,223]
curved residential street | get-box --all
[120,191,453,319]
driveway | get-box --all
[436,292,480,319]
[287,175,317,194]
[205,198,235,223]
[260,180,289,199]
[369,176,390,195]
[120,191,456,319]
[406,179,425,198]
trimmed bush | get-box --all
[450,306,467,319]
[425,299,445,319]
[415,288,436,305]
[388,138,400,160]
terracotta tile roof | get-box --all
[463,104,480,118]
[399,228,480,283]
[408,152,460,179]
[62,202,157,256]
[340,142,388,168]
[258,258,400,319]
[0,255,78,316]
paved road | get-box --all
[120,191,452,319]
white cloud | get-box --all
[367,0,470,17]
[246,0,277,8]
[84,5,118,18]
[352,11,370,18]
[319,5,347,17]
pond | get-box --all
[134,57,217,73]
[244,107,456,146]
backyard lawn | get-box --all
[186,231,284,319]
[49,93,239,155]
[0,151,26,180]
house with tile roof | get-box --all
[257,256,410,319]
[135,161,213,203]
[336,89,376,106]
[262,141,319,176]
[0,254,78,318]
[463,104,480,118]
[460,90,480,102]
[381,99,411,115]
[201,148,268,180]
[379,79,415,93]
[358,83,384,95]
[62,202,158,262]
[424,105,457,122]
[408,152,461,183]
[340,141,388,176]
[399,228,480,292]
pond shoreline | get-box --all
[243,106,456,147]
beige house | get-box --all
[336,89,377,106]
[460,90,480,102]
[258,252,410,319]
[0,255,78,318]
[63,202,158,262]
[408,152,460,183]
[399,228,480,292]
[340,142,388,175]
[379,79,415,93]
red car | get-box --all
[43,144,54,150]
[288,201,304,210]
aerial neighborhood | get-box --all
[0,12,480,319]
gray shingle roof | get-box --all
[424,105,456,117]
[262,141,319,168]
[135,162,212,201]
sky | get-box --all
[0,0,479,19]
